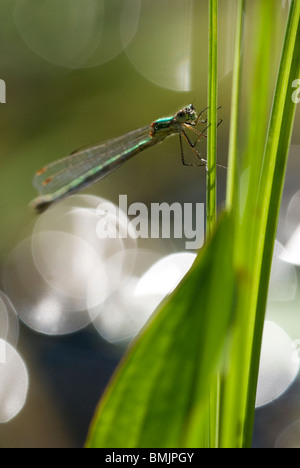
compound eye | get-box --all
[176,110,187,122]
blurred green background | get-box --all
[0,0,299,448]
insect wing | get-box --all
[33,125,151,197]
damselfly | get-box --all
[31,104,216,213]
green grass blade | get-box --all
[86,212,236,448]
[206,0,218,237]
[243,1,300,446]
[226,0,245,212]
[207,0,219,448]
[219,0,300,448]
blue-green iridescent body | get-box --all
[31,104,199,212]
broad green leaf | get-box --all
[86,211,236,448]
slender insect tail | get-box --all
[30,196,53,214]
